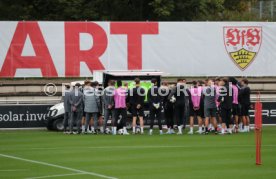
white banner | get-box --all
[0,21,275,77]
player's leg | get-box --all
[183,105,189,131]
[84,112,91,133]
[197,106,205,134]
[76,111,83,134]
[165,105,173,134]
[175,106,182,134]
[232,104,239,133]
[197,116,203,134]
[210,108,218,133]
[103,109,109,133]
[93,112,98,134]
[171,110,175,134]
[246,115,250,132]
[217,108,222,130]
[63,112,69,133]
[237,104,243,131]
[240,105,247,132]
[121,109,129,135]
[138,108,144,134]
[149,106,155,135]
[220,108,226,134]
[69,112,74,134]
[81,111,85,133]
[139,116,144,134]
[157,108,163,135]
[240,105,248,132]
[90,114,95,133]
[245,105,250,132]
[188,107,194,134]
[132,116,137,134]
[233,114,239,132]
[113,109,120,135]
[211,117,218,133]
[188,116,194,135]
[165,109,171,134]
[98,115,104,133]
[218,114,222,128]
[107,109,115,134]
[227,109,233,134]
[204,107,210,134]
[241,115,248,132]
[247,105,250,132]
[204,117,209,134]
[132,106,137,134]
[179,105,186,134]
[193,108,203,134]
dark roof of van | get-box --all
[104,71,165,77]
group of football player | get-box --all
[175,77,251,135]
[63,77,251,135]
[147,77,251,135]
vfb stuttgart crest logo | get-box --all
[224,26,262,70]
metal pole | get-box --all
[260,1,263,19]
[271,1,274,20]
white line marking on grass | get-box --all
[0,153,118,179]
[0,169,28,172]
[25,173,85,179]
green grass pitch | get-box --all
[0,127,276,179]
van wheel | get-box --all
[53,118,64,131]
[46,122,53,130]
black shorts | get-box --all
[189,107,203,118]
[241,105,250,116]
[132,106,144,117]
[232,104,239,116]
[220,108,232,125]
[204,108,217,118]
[200,103,205,118]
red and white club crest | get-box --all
[223,26,262,70]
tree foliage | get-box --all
[0,0,269,21]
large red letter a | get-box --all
[0,22,58,77]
